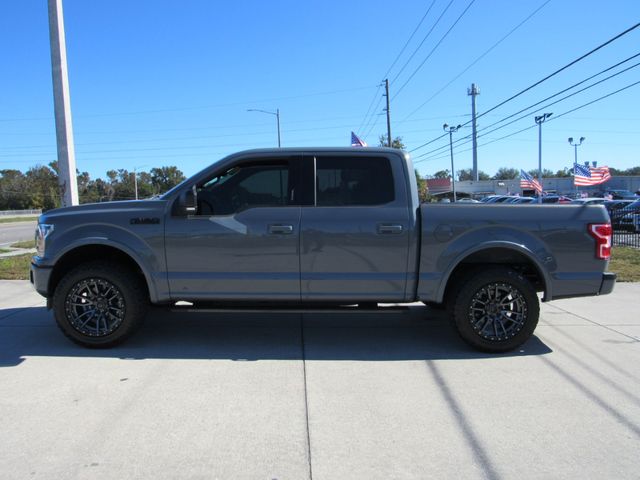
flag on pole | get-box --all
[520,169,543,193]
[351,132,368,147]
[574,164,611,186]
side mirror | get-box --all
[173,186,197,216]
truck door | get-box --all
[164,157,303,301]
[300,154,411,302]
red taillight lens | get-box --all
[588,223,612,260]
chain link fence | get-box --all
[0,209,42,217]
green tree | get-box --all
[415,169,428,203]
[378,135,406,150]
[431,169,451,179]
[25,165,59,211]
[150,166,186,194]
[457,168,490,181]
[527,168,554,178]
[0,169,29,210]
[493,168,520,180]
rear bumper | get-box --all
[30,259,52,298]
[549,271,616,300]
[599,272,616,296]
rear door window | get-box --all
[315,156,394,206]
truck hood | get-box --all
[39,199,168,223]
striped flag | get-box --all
[520,169,542,193]
[574,164,611,186]
[351,131,368,147]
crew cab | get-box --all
[31,148,616,351]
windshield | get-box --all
[621,199,640,211]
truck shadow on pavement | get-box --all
[0,305,551,367]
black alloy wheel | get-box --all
[53,261,148,348]
[452,267,539,352]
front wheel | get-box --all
[53,261,148,348]
[452,267,539,352]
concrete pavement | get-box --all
[0,281,639,479]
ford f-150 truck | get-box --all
[30,147,616,351]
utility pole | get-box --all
[384,79,391,147]
[443,123,461,202]
[534,113,552,204]
[47,0,79,207]
[468,83,480,181]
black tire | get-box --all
[53,261,148,348]
[452,267,539,352]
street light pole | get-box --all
[443,123,461,202]
[133,164,147,200]
[534,113,552,203]
[568,136,585,197]
[247,108,281,147]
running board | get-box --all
[168,304,410,315]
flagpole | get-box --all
[569,137,585,197]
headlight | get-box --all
[35,224,54,257]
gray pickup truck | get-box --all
[31,147,616,351]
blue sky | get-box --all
[1,0,639,180]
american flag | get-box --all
[351,131,368,147]
[574,163,612,186]
[520,169,543,193]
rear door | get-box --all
[300,154,411,302]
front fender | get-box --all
[44,223,166,303]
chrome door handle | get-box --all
[269,224,294,235]
[377,224,403,234]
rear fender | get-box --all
[435,228,555,302]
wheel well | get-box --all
[442,247,546,303]
[49,245,149,299]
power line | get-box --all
[472,58,640,139]
[356,84,383,135]
[392,0,477,101]
[410,22,640,153]
[471,20,640,124]
[476,52,640,134]
[409,132,449,152]
[389,0,456,86]
[414,78,640,163]
[401,0,553,122]
[382,0,438,81]
[0,85,377,123]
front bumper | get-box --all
[30,258,52,298]
[599,272,616,296]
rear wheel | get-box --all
[452,267,539,352]
[53,261,148,348]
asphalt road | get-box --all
[0,221,36,246]
[0,281,639,479]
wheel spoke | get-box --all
[468,281,528,341]
[65,278,125,337]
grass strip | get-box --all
[0,254,31,280]
[0,216,38,224]
[610,246,640,282]
[10,240,36,249]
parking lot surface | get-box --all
[1,280,639,479]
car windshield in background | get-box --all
[621,199,640,211]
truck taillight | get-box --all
[588,223,612,260]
